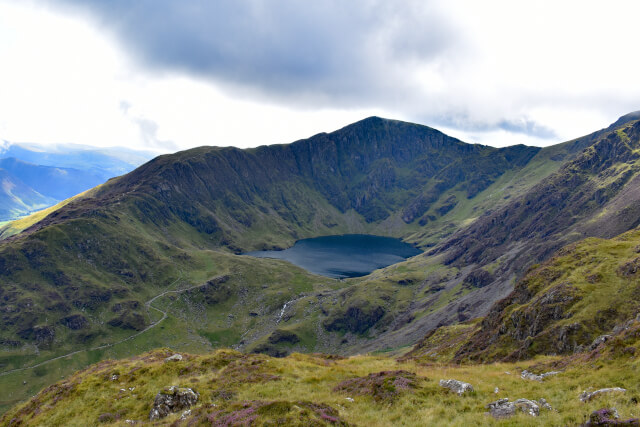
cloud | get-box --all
[431,112,557,141]
[6,0,640,150]
[47,0,458,107]
[119,101,176,150]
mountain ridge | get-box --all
[1,113,640,416]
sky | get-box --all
[0,0,638,153]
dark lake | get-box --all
[245,234,421,279]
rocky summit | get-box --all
[2,113,640,425]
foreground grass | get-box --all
[3,346,639,426]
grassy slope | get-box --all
[406,222,640,365]
[4,345,640,426]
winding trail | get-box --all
[0,274,226,377]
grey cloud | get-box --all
[497,119,557,139]
[132,117,177,151]
[48,0,457,107]
[433,112,557,140]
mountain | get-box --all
[1,114,640,415]
[0,143,156,221]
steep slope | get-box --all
[23,117,539,251]
[406,223,640,365]
[319,116,640,356]
[457,225,640,362]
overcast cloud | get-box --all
[0,0,638,150]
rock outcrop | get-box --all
[149,386,199,420]
[485,397,553,419]
[521,369,560,382]
[579,388,626,402]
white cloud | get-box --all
[0,0,638,152]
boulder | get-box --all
[580,388,626,402]
[149,386,199,420]
[486,398,516,418]
[439,379,474,395]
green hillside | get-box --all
[2,115,640,417]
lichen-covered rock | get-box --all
[439,379,473,395]
[521,369,560,381]
[149,386,199,420]
[580,388,626,402]
[486,397,551,418]
[590,335,613,350]
[514,398,540,417]
[537,398,553,411]
[582,407,640,426]
[486,398,516,418]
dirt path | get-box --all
[0,275,224,377]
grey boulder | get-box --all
[439,379,474,395]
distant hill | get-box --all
[0,169,55,221]
[0,143,155,221]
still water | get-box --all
[245,234,421,279]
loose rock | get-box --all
[164,354,183,363]
[580,388,626,402]
[439,379,474,395]
[149,386,199,420]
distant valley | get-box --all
[0,142,155,222]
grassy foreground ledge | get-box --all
[3,345,640,426]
